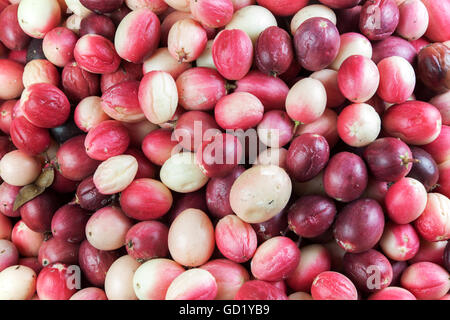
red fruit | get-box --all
[62,62,100,102]
[0,4,30,50]
[190,0,234,28]
[85,120,130,161]
[114,8,160,63]
[20,191,60,233]
[380,222,420,261]
[382,100,442,146]
[0,182,21,218]
[56,135,100,181]
[38,238,79,267]
[251,236,301,281]
[234,280,288,300]
[42,27,78,68]
[212,29,253,80]
[101,81,144,123]
[311,271,358,300]
[415,193,450,242]
[20,83,70,128]
[125,221,169,261]
[141,129,178,166]
[74,34,121,74]
[10,116,50,155]
[80,14,116,41]
[215,215,257,264]
[120,178,173,221]
[36,263,78,300]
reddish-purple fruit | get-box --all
[417,43,450,93]
[252,208,288,243]
[371,36,417,64]
[196,133,243,178]
[359,0,400,41]
[234,280,288,300]
[56,135,100,181]
[323,152,368,202]
[333,198,385,253]
[294,17,340,71]
[206,166,245,219]
[125,221,169,262]
[38,237,79,267]
[80,14,116,41]
[255,26,293,76]
[20,191,60,233]
[286,133,330,182]
[407,147,439,191]
[51,204,90,243]
[0,239,18,272]
[0,4,30,51]
[76,176,113,211]
[288,195,336,238]
[62,62,100,102]
[78,240,120,287]
[80,0,124,13]
[363,137,414,182]
[343,249,393,293]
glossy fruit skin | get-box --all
[286,133,330,182]
[176,67,226,111]
[74,34,121,74]
[80,14,116,41]
[61,62,100,103]
[51,204,90,243]
[371,36,417,64]
[212,29,253,80]
[379,222,420,261]
[337,55,380,103]
[115,8,160,63]
[168,18,207,63]
[215,215,257,263]
[383,100,442,146]
[80,0,124,13]
[323,152,368,202]
[20,83,71,129]
[415,193,450,242]
[385,177,427,224]
[407,147,439,191]
[359,0,400,41]
[20,191,60,233]
[38,237,79,267]
[400,262,450,300]
[174,110,220,152]
[125,221,169,261]
[311,271,358,300]
[56,135,100,181]
[85,120,130,161]
[42,27,78,68]
[196,133,243,178]
[120,178,173,221]
[423,125,450,165]
[78,240,120,287]
[206,166,245,219]
[0,59,24,100]
[190,0,234,28]
[343,249,392,293]
[235,71,289,111]
[36,263,78,300]
[0,4,30,50]
[444,242,450,272]
[363,138,413,182]
[255,26,293,76]
[141,129,178,166]
[421,0,450,42]
[165,268,218,300]
[10,116,51,156]
[368,287,416,300]
[234,280,288,300]
[288,195,336,238]
[333,198,385,253]
[50,118,85,145]
[294,17,340,71]
[101,81,144,123]
[76,176,113,211]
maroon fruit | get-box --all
[323,152,368,202]
[80,14,116,41]
[286,133,330,182]
[333,198,385,253]
[38,237,79,267]
[294,17,340,71]
[288,195,336,238]
[359,0,400,41]
[20,191,60,233]
[10,116,51,156]
[76,176,113,211]
[407,147,439,192]
[125,221,169,261]
[51,204,90,243]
